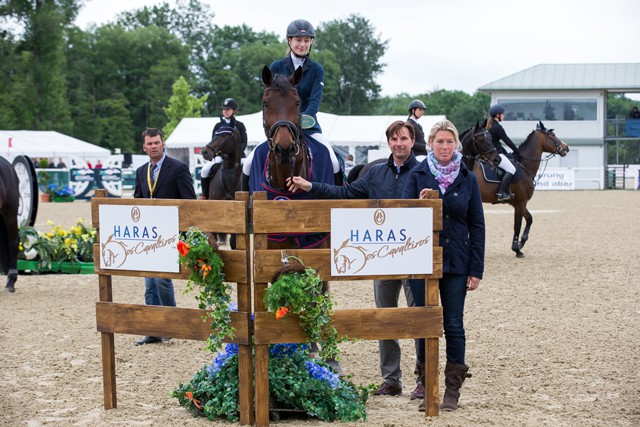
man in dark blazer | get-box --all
[133,128,196,345]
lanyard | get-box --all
[147,164,160,198]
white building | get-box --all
[479,63,640,189]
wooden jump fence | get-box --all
[92,189,443,426]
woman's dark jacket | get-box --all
[489,120,519,155]
[402,160,485,279]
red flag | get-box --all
[8,137,12,148]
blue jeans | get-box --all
[409,273,467,365]
[144,278,176,307]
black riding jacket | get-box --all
[309,153,418,200]
[407,117,428,156]
[488,120,519,155]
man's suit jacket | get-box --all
[134,155,197,200]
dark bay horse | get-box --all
[202,126,243,201]
[464,121,569,257]
[247,66,336,249]
[201,125,244,247]
[0,156,20,292]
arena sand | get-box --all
[0,191,638,426]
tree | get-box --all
[163,76,207,137]
[0,0,80,132]
[315,14,388,115]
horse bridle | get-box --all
[471,130,499,166]
[205,130,241,168]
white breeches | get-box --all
[498,154,516,174]
[201,157,223,178]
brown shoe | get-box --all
[410,383,424,400]
[373,382,402,396]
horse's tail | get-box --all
[0,215,9,275]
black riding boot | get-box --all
[200,176,212,199]
[496,172,514,202]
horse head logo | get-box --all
[333,238,367,275]
[100,234,127,269]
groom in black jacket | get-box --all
[133,128,196,345]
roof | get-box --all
[166,112,446,148]
[0,130,110,159]
[479,63,640,92]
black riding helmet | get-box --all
[287,19,315,59]
[408,99,426,116]
[489,104,505,117]
[221,98,239,111]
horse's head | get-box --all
[261,65,306,188]
[461,121,499,166]
[203,126,242,165]
[536,121,569,157]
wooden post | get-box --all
[235,192,254,426]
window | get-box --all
[499,99,597,121]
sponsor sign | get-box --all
[535,168,575,190]
[99,205,180,272]
[331,208,433,276]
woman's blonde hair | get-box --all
[427,120,462,151]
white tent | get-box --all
[0,130,110,167]
[165,112,446,169]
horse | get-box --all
[247,65,336,249]
[200,125,244,247]
[247,65,342,372]
[0,156,20,292]
[459,121,500,171]
[463,121,569,258]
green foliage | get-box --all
[316,14,388,114]
[163,76,207,137]
[172,344,369,422]
[263,257,340,360]
[177,227,234,353]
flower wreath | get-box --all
[177,227,234,353]
[263,255,340,360]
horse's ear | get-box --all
[475,121,480,129]
[481,118,488,128]
[290,66,303,86]
[262,65,273,86]
[537,120,546,130]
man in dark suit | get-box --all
[133,128,197,345]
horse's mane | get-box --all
[519,130,538,149]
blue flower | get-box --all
[207,343,239,378]
[269,343,309,358]
[305,360,339,389]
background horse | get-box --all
[465,121,569,257]
[0,156,20,292]
[201,125,244,247]
[460,121,500,171]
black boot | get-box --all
[200,176,212,199]
[496,172,514,201]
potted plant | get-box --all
[48,184,75,202]
[38,171,52,202]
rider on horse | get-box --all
[406,99,428,161]
[241,18,341,186]
[201,98,247,199]
[487,104,521,202]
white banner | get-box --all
[535,168,575,190]
[99,205,180,272]
[331,208,433,276]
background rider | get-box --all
[487,103,521,201]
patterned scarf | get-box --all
[427,151,462,191]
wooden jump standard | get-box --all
[91,189,254,425]
[251,190,443,426]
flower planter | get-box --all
[17,260,94,274]
[40,194,51,203]
[52,196,75,203]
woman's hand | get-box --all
[466,276,481,291]
[419,188,430,199]
[286,176,312,192]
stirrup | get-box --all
[496,192,514,201]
